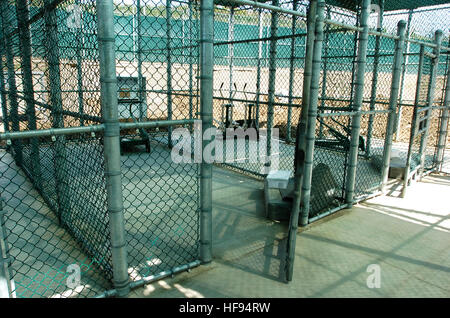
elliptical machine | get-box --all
[216,82,260,139]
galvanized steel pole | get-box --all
[344,0,371,205]
[380,20,407,192]
[318,6,330,140]
[44,0,71,222]
[395,9,413,141]
[299,0,318,226]
[0,198,15,298]
[287,0,323,282]
[166,0,173,147]
[401,45,425,198]
[76,0,85,126]
[1,3,23,166]
[137,0,144,120]
[0,13,9,133]
[366,0,384,158]
[199,0,214,263]
[0,51,8,134]
[286,0,298,144]
[43,0,71,221]
[228,6,235,104]
[418,30,443,178]
[255,9,263,128]
[266,0,279,168]
[436,55,450,171]
[188,0,194,126]
[96,0,130,297]
[16,0,42,189]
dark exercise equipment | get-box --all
[117,76,151,155]
[315,116,365,152]
[120,101,151,155]
[217,82,260,139]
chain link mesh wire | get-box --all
[211,1,309,178]
[0,0,112,297]
[421,50,450,172]
[112,0,201,282]
[0,0,449,298]
[352,32,394,200]
[307,4,360,217]
[0,0,202,297]
[381,4,450,45]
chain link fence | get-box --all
[0,0,203,298]
[0,0,449,297]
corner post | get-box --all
[0,2,23,166]
[166,0,173,147]
[286,0,298,143]
[199,0,214,263]
[436,53,450,171]
[395,9,413,141]
[286,0,323,282]
[418,30,443,178]
[344,0,371,205]
[298,0,318,226]
[43,0,70,220]
[380,20,407,192]
[96,0,130,297]
[16,0,42,189]
[266,0,279,168]
[366,0,384,157]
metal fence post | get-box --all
[75,0,85,126]
[0,197,16,298]
[401,45,425,198]
[255,9,263,128]
[199,0,213,264]
[318,6,330,139]
[166,0,173,147]
[0,20,9,134]
[286,0,322,283]
[366,0,384,158]
[16,0,42,189]
[43,0,70,220]
[228,6,234,105]
[266,0,279,168]
[380,20,407,191]
[436,55,450,171]
[136,0,144,120]
[96,0,130,297]
[418,30,443,178]
[1,3,23,167]
[298,0,318,226]
[395,9,413,141]
[286,0,298,144]
[344,0,371,205]
[188,0,194,125]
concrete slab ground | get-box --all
[129,170,450,298]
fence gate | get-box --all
[401,45,434,197]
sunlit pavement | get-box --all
[130,170,450,298]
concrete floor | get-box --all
[2,139,449,298]
[129,170,450,298]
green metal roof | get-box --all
[326,0,450,11]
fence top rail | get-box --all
[317,109,391,117]
[0,119,196,141]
